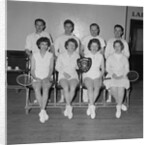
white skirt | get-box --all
[104,75,130,89]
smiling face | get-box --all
[114,27,123,38]
[39,41,49,52]
[66,41,76,54]
[114,42,123,54]
[90,42,99,54]
[90,25,99,37]
[64,23,73,35]
[35,21,45,33]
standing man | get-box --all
[54,19,81,103]
[81,23,106,102]
[105,24,130,103]
[25,18,54,103]
[25,18,54,58]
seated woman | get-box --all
[104,40,130,118]
[83,38,104,119]
[31,37,54,123]
[55,38,80,119]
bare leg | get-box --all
[60,79,69,105]
[69,79,78,103]
[42,79,52,109]
[110,87,124,118]
[93,78,102,103]
[59,90,65,103]
[117,87,125,105]
[32,81,42,108]
[84,78,94,105]
[110,87,118,103]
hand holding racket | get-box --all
[16,74,34,87]
[104,70,139,82]
[16,74,53,87]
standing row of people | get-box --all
[25,18,130,123]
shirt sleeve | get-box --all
[54,38,60,57]
[123,57,130,76]
[25,35,32,50]
[75,54,80,69]
[81,37,86,51]
[55,55,64,73]
[106,56,114,76]
[123,41,130,58]
[100,38,106,48]
[49,33,54,44]
[104,40,112,59]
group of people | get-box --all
[25,18,130,123]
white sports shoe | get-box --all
[116,105,121,118]
[90,105,96,119]
[64,107,68,117]
[39,110,46,123]
[86,104,91,116]
[43,110,49,121]
[67,105,73,119]
[121,104,127,111]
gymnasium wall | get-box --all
[7,1,126,50]
[126,6,143,42]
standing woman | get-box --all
[104,40,130,118]
[83,38,104,119]
[56,38,80,119]
[31,37,54,123]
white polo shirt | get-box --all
[25,31,53,53]
[33,51,53,79]
[105,38,130,59]
[55,51,80,80]
[54,33,80,57]
[81,35,106,55]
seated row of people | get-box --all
[30,36,130,123]
[25,19,130,104]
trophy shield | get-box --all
[77,57,92,73]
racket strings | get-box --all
[17,74,33,86]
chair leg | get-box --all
[53,85,57,107]
[126,88,131,109]
[25,88,31,114]
[103,88,107,107]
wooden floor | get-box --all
[7,81,143,144]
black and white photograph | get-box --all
[3,0,145,144]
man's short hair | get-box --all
[90,23,100,35]
[64,19,74,32]
[35,18,46,30]
[114,24,124,32]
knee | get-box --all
[70,86,76,92]
[63,85,69,92]
[87,86,93,92]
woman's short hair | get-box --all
[65,38,78,50]
[34,18,46,30]
[88,38,101,51]
[36,37,51,49]
[113,39,124,50]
